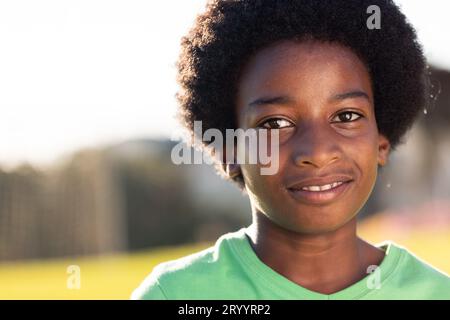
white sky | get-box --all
[0,0,448,169]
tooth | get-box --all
[299,181,346,192]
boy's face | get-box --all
[234,40,390,234]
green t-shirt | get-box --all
[131,226,450,300]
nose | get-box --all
[292,122,342,168]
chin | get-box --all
[279,210,355,235]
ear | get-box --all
[220,144,242,180]
[221,163,242,179]
[377,134,391,167]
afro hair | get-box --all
[176,0,429,188]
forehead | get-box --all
[236,40,373,107]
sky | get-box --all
[0,0,449,169]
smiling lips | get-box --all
[287,175,354,205]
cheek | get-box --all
[239,129,290,186]
[240,134,290,181]
[241,164,276,214]
[346,132,380,195]
[241,163,279,197]
[240,148,290,211]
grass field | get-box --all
[1,215,449,299]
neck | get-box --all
[245,210,384,295]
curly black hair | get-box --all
[176,0,429,188]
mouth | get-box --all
[287,179,354,205]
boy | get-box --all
[132,0,450,299]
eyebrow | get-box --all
[247,95,294,108]
[247,90,370,108]
[330,90,370,102]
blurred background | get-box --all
[0,0,449,299]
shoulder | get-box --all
[385,241,450,299]
[130,227,247,300]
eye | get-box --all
[332,111,363,123]
[258,118,294,129]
